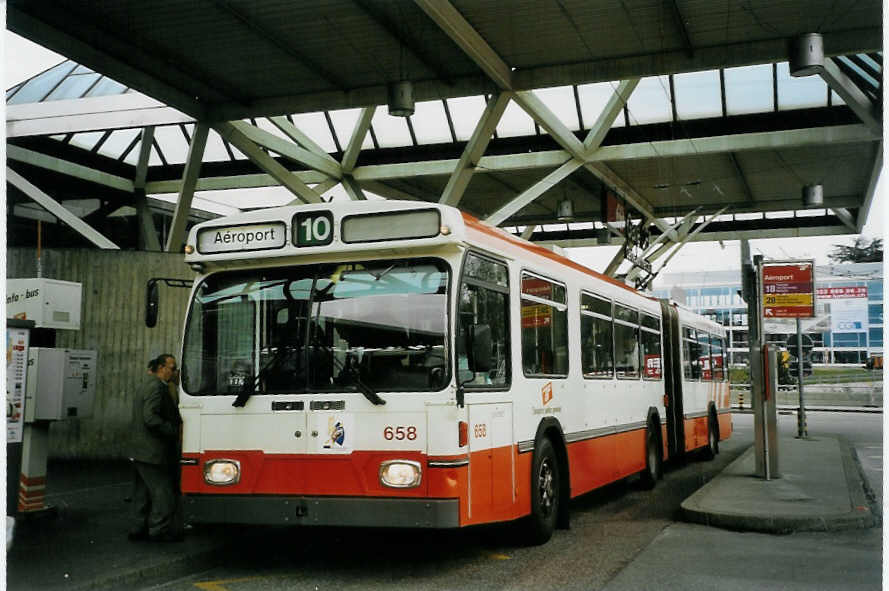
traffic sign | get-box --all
[761,261,815,319]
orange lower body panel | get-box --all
[182,424,681,528]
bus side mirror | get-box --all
[145,280,159,328]
[467,324,492,373]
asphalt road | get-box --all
[145,413,881,591]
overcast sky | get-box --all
[4,30,885,278]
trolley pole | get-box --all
[796,319,808,438]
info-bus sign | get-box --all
[761,261,815,318]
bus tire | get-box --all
[524,437,560,545]
[702,412,718,460]
[639,423,660,490]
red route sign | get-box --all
[762,262,815,318]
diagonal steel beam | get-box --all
[485,159,584,226]
[268,116,340,166]
[134,126,162,251]
[216,122,323,205]
[7,145,134,192]
[359,180,426,201]
[582,79,639,152]
[229,120,342,179]
[342,107,376,173]
[166,123,208,252]
[820,58,881,135]
[857,141,882,232]
[830,207,858,232]
[7,167,120,249]
[414,0,513,90]
[284,177,340,206]
[341,176,368,201]
[440,92,511,206]
[513,91,586,157]
[521,225,538,240]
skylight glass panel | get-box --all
[69,131,105,152]
[625,76,672,125]
[203,127,235,162]
[148,143,163,166]
[725,64,773,115]
[577,81,625,128]
[839,58,879,88]
[290,112,337,152]
[674,70,722,120]
[496,100,536,138]
[446,96,487,141]
[153,125,191,164]
[96,128,141,160]
[45,73,101,101]
[831,90,846,105]
[534,86,580,131]
[371,108,412,148]
[776,62,827,110]
[328,108,374,151]
[84,77,127,98]
[7,61,77,104]
[410,101,451,144]
[73,65,94,74]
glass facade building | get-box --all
[653,263,883,366]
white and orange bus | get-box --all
[174,200,731,543]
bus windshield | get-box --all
[182,258,450,396]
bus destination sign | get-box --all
[761,261,815,318]
[197,222,287,254]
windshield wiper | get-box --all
[232,343,295,407]
[336,359,386,406]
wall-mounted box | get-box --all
[24,348,97,422]
[6,279,82,330]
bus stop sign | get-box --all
[761,261,815,319]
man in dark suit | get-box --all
[128,353,183,542]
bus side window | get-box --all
[580,292,613,379]
[521,273,568,378]
[698,331,713,381]
[613,303,639,379]
[458,254,511,388]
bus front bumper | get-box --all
[184,494,460,528]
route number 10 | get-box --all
[294,212,334,247]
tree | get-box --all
[828,236,883,263]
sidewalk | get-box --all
[6,461,239,591]
[681,434,881,533]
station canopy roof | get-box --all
[5,0,883,282]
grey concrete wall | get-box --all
[7,248,195,459]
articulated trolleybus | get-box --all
[178,200,731,544]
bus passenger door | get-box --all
[467,402,513,524]
[659,300,685,459]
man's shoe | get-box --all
[127,529,148,541]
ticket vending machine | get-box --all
[6,279,96,516]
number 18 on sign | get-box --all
[761,260,816,318]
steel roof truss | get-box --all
[341,107,376,174]
[819,59,881,135]
[165,122,208,252]
[229,120,342,180]
[485,158,584,226]
[268,116,340,166]
[856,141,883,232]
[439,91,510,206]
[7,167,120,249]
[215,122,323,205]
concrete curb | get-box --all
[680,439,880,534]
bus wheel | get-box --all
[524,438,560,545]
[639,424,660,490]
[702,413,718,460]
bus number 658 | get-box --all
[383,426,417,441]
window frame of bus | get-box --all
[698,329,713,382]
[682,326,701,380]
[711,333,726,381]
[579,291,614,379]
[520,270,569,379]
[640,312,663,381]
[613,302,640,379]
[456,250,511,391]
[340,208,441,244]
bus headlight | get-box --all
[204,459,241,486]
[379,460,421,488]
